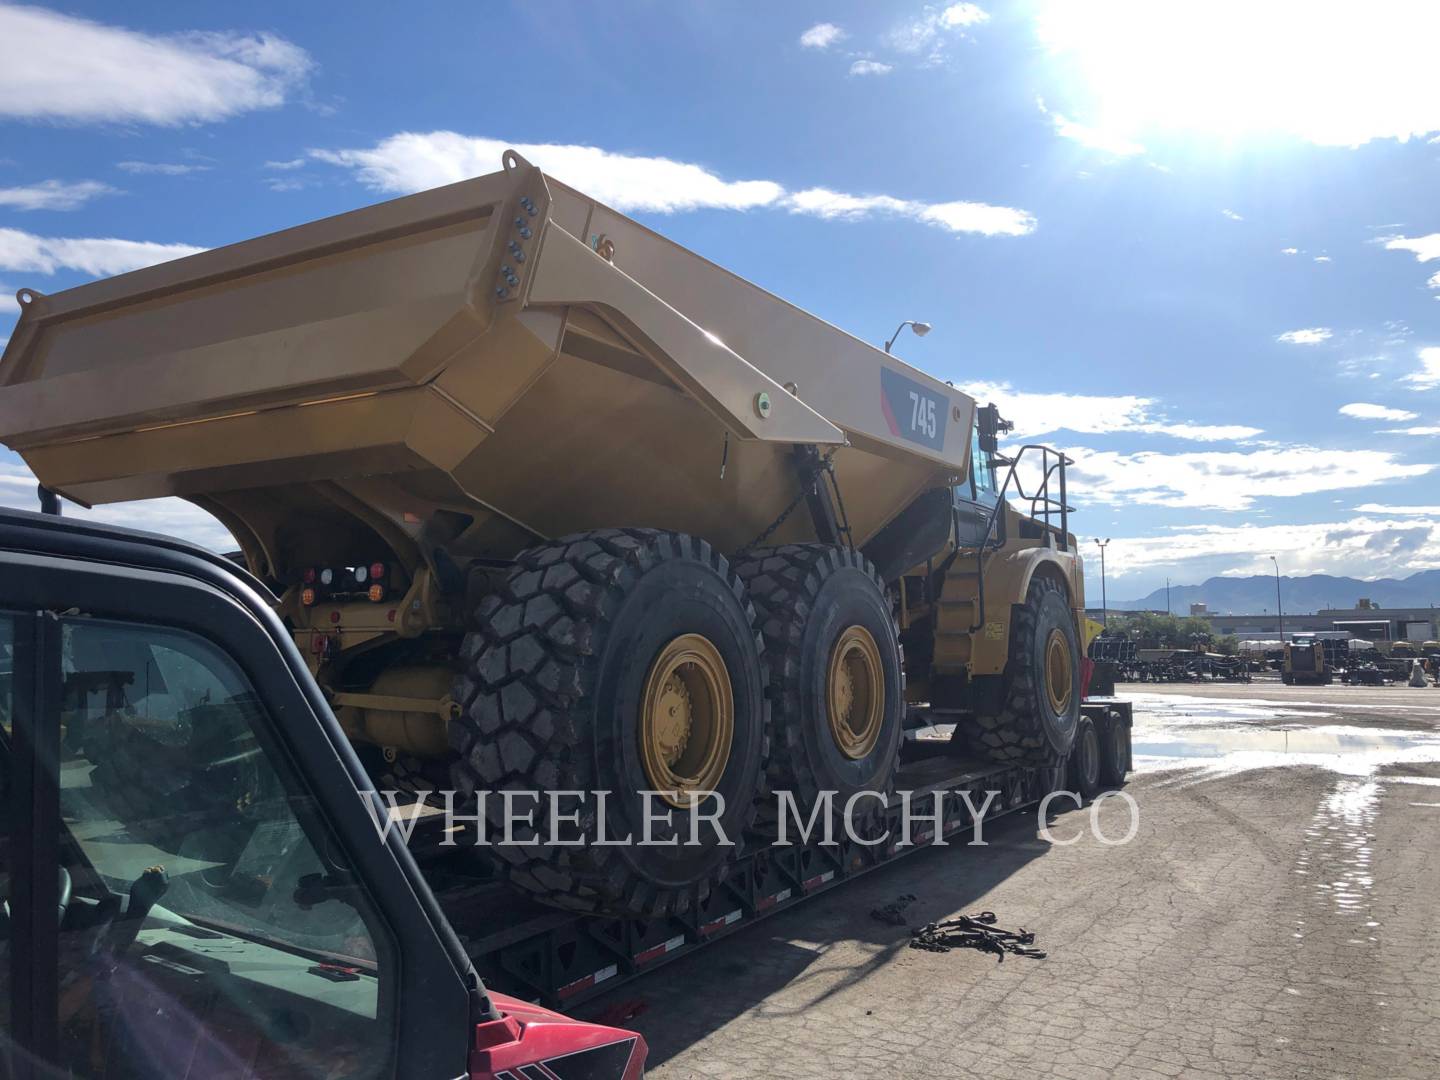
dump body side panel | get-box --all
[545,179,974,472]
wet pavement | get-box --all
[594,678,1440,1079]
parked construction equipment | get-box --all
[1283,634,1337,685]
[1,151,1088,921]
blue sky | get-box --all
[2,0,1440,599]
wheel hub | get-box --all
[827,625,885,760]
[1044,627,1074,715]
[640,634,734,809]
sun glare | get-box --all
[1035,0,1440,149]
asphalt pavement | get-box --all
[587,679,1440,1079]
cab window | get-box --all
[971,421,997,494]
[52,616,395,1079]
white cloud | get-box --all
[1377,426,1440,436]
[1063,445,1433,512]
[1402,346,1440,390]
[0,179,116,211]
[939,3,990,28]
[1313,255,1332,263]
[914,201,1035,237]
[848,59,893,76]
[264,158,306,170]
[1339,402,1419,421]
[799,23,845,49]
[313,133,783,213]
[1220,208,1243,221]
[0,5,312,126]
[117,161,210,176]
[1355,504,1440,515]
[1051,113,1145,156]
[1281,247,1300,255]
[315,133,1038,238]
[0,460,234,550]
[0,227,204,277]
[1277,327,1332,345]
[963,380,1262,441]
[1384,233,1440,262]
[1035,0,1440,148]
[1104,515,1440,584]
[1429,271,1440,290]
[782,187,1033,236]
[890,3,990,58]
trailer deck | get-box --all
[408,701,1131,1007]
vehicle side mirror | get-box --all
[977,403,1012,454]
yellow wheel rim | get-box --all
[826,625,885,760]
[1044,628,1074,715]
[639,634,734,809]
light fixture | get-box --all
[884,320,933,354]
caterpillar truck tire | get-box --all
[1,150,1087,917]
[451,528,769,916]
[735,544,904,826]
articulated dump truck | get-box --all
[0,151,1085,919]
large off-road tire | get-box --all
[734,545,903,821]
[450,529,769,918]
[967,576,1081,765]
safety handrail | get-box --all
[982,443,1075,552]
[964,443,1074,633]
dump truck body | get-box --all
[1,152,966,573]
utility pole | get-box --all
[1094,538,1111,627]
[1270,555,1284,641]
[1166,577,1171,615]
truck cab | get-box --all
[0,506,644,1079]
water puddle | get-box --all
[1127,692,1440,781]
[1125,692,1440,929]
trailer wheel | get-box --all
[1098,710,1130,787]
[967,577,1080,765]
[1068,716,1101,801]
[734,545,903,820]
[451,529,769,918]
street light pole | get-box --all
[883,320,933,354]
[1270,555,1284,642]
[1094,538,1111,626]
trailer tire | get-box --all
[967,577,1080,765]
[1068,716,1101,801]
[451,528,769,918]
[734,545,902,823]
[1098,710,1129,787]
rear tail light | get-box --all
[369,562,386,580]
[301,587,316,607]
[354,564,369,584]
[367,584,385,603]
[303,567,317,584]
[319,568,335,586]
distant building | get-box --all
[1189,602,1209,616]
[1205,607,1437,643]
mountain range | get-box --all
[1112,571,1440,615]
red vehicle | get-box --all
[0,506,644,1079]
